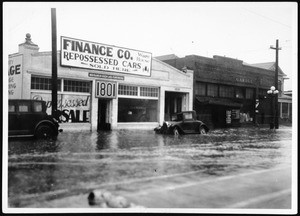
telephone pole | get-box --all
[51,8,58,119]
[270,39,281,129]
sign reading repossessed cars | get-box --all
[61,36,152,76]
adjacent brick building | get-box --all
[157,54,291,128]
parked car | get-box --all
[8,99,62,139]
[154,111,209,135]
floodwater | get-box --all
[7,126,292,207]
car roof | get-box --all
[9,99,44,102]
[177,111,195,114]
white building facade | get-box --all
[8,34,194,131]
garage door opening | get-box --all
[164,91,187,121]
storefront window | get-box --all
[278,80,282,94]
[282,103,288,118]
[246,88,254,99]
[140,87,159,97]
[219,85,234,98]
[118,84,138,96]
[259,88,268,98]
[118,98,158,122]
[31,76,61,91]
[235,87,244,99]
[64,80,91,93]
[195,82,206,96]
[207,83,218,97]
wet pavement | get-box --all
[6,126,293,210]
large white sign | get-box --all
[8,55,23,99]
[61,36,152,76]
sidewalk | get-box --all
[25,166,292,210]
[120,166,292,209]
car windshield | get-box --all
[183,113,193,120]
[33,101,43,112]
[171,113,183,121]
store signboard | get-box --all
[8,55,23,99]
[61,36,152,76]
[31,93,90,123]
[226,110,232,124]
[89,72,124,80]
[95,80,117,99]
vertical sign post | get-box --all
[51,8,58,119]
[270,39,281,129]
[274,39,279,129]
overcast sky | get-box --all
[3,2,297,91]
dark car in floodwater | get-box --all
[154,111,209,135]
[9,99,62,139]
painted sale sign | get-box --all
[61,36,152,76]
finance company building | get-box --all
[8,34,194,131]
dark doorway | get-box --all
[98,99,110,131]
[164,91,185,121]
[211,106,226,128]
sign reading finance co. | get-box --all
[61,36,152,76]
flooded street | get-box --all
[7,126,293,208]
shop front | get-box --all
[8,34,194,131]
[158,54,285,128]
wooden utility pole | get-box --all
[51,8,58,119]
[270,39,281,129]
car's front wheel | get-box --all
[199,126,207,135]
[35,125,56,139]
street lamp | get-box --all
[267,86,279,129]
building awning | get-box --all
[196,96,242,108]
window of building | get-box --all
[118,98,158,122]
[195,82,206,96]
[246,88,254,99]
[140,87,159,97]
[118,84,138,96]
[207,83,218,97]
[64,80,91,93]
[219,85,234,98]
[31,76,61,91]
[259,88,268,97]
[235,87,244,99]
[282,103,288,116]
[278,80,282,93]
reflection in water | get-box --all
[8,137,60,155]
[7,127,292,207]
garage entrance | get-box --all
[164,91,187,121]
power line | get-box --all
[242,8,291,28]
